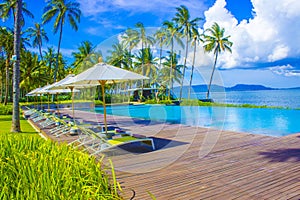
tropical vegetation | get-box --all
[0,131,123,199]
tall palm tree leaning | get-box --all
[11,0,22,132]
[42,0,81,83]
[188,29,203,99]
[121,28,139,70]
[27,23,49,60]
[162,20,183,99]
[203,22,233,100]
[134,22,155,98]
[173,5,202,100]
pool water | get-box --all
[94,104,300,137]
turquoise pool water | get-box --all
[94,104,300,137]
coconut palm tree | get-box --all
[72,40,95,72]
[134,47,158,81]
[107,42,129,69]
[42,0,81,83]
[0,0,34,25]
[173,5,202,100]
[20,51,49,93]
[161,52,183,97]
[27,23,49,60]
[203,22,233,99]
[43,47,56,79]
[162,20,183,99]
[0,27,13,105]
[11,0,23,132]
[154,27,167,70]
[134,22,155,92]
[188,29,203,99]
[121,28,139,70]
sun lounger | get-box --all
[70,127,156,155]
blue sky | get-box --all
[1,0,300,88]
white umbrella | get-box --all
[26,87,43,109]
[37,83,80,111]
[50,74,97,123]
[58,62,149,133]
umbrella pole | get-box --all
[56,93,60,115]
[40,94,42,110]
[69,86,75,124]
[48,93,50,111]
[100,81,107,134]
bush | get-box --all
[0,104,12,115]
[0,134,123,199]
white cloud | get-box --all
[202,0,300,70]
[268,45,289,62]
[270,65,300,77]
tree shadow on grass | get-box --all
[259,148,300,162]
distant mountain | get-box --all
[226,84,275,91]
[173,84,299,93]
[287,87,300,90]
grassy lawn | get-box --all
[0,115,37,134]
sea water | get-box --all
[191,89,300,109]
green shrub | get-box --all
[0,104,12,115]
[0,134,123,199]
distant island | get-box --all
[174,84,300,93]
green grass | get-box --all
[0,115,37,135]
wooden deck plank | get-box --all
[31,108,300,199]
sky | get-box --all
[1,0,300,88]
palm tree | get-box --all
[0,0,34,25]
[161,52,183,98]
[20,51,50,93]
[0,27,14,105]
[173,5,202,100]
[43,47,56,79]
[121,28,139,70]
[188,29,203,99]
[27,23,49,60]
[203,22,233,99]
[42,0,81,83]
[154,27,167,70]
[107,42,128,69]
[135,22,155,93]
[134,47,158,82]
[11,0,22,132]
[162,20,183,99]
[72,40,95,72]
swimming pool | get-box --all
[94,104,300,137]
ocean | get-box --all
[185,89,300,109]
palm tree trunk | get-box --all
[179,34,189,100]
[38,41,43,60]
[141,42,144,100]
[11,0,22,132]
[168,38,174,100]
[54,20,63,83]
[4,58,9,105]
[188,40,197,99]
[206,51,218,99]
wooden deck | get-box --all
[35,109,300,199]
